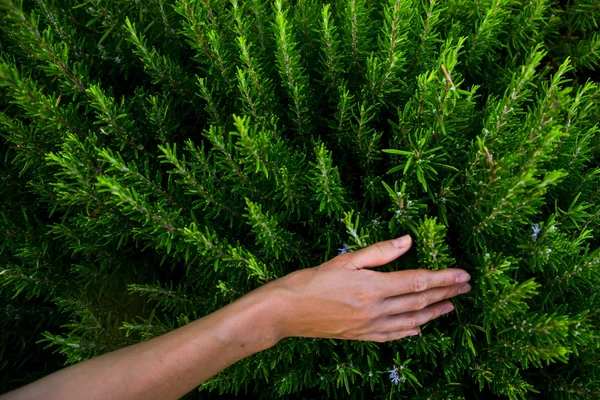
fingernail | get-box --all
[441,304,454,315]
[455,273,471,283]
[409,329,420,336]
[458,283,471,294]
[392,235,411,248]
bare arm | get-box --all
[2,235,471,400]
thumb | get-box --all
[344,235,412,269]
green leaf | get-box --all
[387,165,404,174]
[98,27,114,46]
[382,149,413,156]
[416,167,427,191]
[403,156,413,174]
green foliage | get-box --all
[415,215,455,270]
[1,0,599,399]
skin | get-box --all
[2,234,471,400]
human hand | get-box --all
[266,235,471,343]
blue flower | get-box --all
[387,366,399,385]
[532,223,541,241]
[387,366,406,386]
[338,243,353,255]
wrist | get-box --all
[208,286,287,356]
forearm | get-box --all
[3,236,470,400]
[3,288,283,400]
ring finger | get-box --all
[372,300,455,333]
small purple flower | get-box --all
[387,366,405,386]
[532,223,541,241]
[338,243,353,255]
[387,366,399,385]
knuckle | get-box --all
[370,322,384,334]
[373,335,387,343]
[363,305,380,321]
[345,328,359,337]
[404,317,418,330]
[366,324,377,335]
[335,253,352,264]
[356,287,375,305]
[374,332,390,343]
[411,274,429,292]
[416,292,429,310]
[374,243,386,258]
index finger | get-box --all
[342,235,413,269]
[380,268,471,297]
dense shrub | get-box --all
[1,0,599,398]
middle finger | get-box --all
[379,283,471,316]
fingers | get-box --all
[342,235,413,269]
[352,328,421,343]
[372,301,455,333]
[380,268,471,297]
[380,283,471,316]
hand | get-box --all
[0,235,471,400]
[266,235,471,343]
